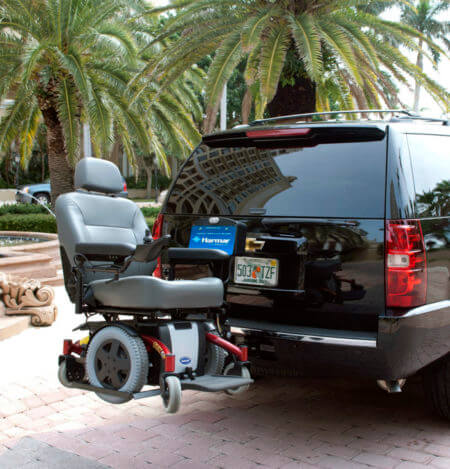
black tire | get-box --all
[86,326,148,404]
[58,361,71,387]
[224,363,251,395]
[33,192,50,205]
[204,332,226,375]
[423,354,450,420]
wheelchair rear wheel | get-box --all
[86,326,148,404]
[223,363,251,396]
[204,332,226,375]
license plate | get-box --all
[234,257,279,287]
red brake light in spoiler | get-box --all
[246,128,311,138]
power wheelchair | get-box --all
[56,158,252,413]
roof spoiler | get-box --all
[203,125,386,148]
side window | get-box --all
[407,134,450,217]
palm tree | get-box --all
[140,0,448,131]
[401,0,449,111]
[0,0,202,204]
[124,10,203,194]
[121,10,204,175]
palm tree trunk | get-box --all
[40,103,74,206]
[41,153,45,182]
[267,75,316,118]
[241,88,252,124]
[145,166,153,199]
[4,149,11,186]
[413,39,423,112]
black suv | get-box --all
[153,110,449,418]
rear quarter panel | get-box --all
[383,127,449,375]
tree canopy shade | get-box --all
[0,0,202,203]
[140,0,449,130]
[401,0,449,111]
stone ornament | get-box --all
[0,273,57,326]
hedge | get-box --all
[0,203,160,217]
[0,203,49,216]
[0,214,57,233]
[125,174,171,190]
[0,204,159,233]
[140,206,161,218]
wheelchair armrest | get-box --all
[133,235,171,263]
[167,248,229,265]
[75,242,136,261]
[167,248,230,281]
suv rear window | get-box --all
[407,134,449,217]
[166,139,387,218]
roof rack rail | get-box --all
[250,109,448,126]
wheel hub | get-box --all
[94,339,131,389]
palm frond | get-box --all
[319,19,362,86]
[206,31,242,108]
[241,10,270,52]
[19,103,40,166]
[259,25,290,106]
[288,13,323,83]
[0,88,33,151]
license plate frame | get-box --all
[233,257,279,287]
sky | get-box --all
[151,0,449,117]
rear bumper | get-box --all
[230,300,450,380]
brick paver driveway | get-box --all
[2,369,450,468]
[0,289,449,468]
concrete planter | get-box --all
[0,231,62,286]
[0,189,16,202]
[0,231,61,339]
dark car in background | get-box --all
[152,111,450,419]
[16,177,128,204]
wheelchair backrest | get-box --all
[55,158,155,302]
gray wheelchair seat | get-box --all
[91,276,223,310]
[56,158,224,310]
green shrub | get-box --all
[0,203,48,216]
[0,204,159,234]
[126,174,172,191]
[140,206,161,218]
[0,214,57,233]
[145,217,156,230]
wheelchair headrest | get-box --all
[74,158,123,194]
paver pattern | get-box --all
[1,373,449,468]
[0,287,448,468]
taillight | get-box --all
[152,213,164,278]
[386,219,427,308]
[246,128,311,138]
[123,182,127,192]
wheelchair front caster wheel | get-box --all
[161,376,182,414]
[224,363,251,396]
[58,361,71,387]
